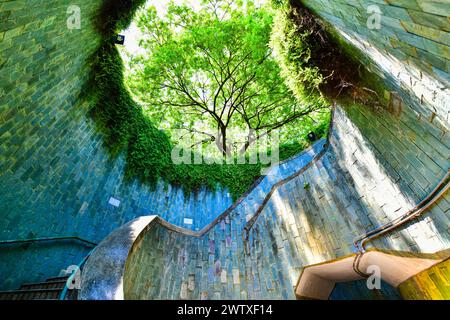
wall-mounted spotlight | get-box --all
[115,34,125,45]
[307,132,317,142]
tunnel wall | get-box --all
[0,0,448,298]
[124,104,449,300]
[301,0,449,122]
[0,0,231,290]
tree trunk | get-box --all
[221,127,228,157]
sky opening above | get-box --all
[120,0,267,59]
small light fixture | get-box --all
[115,34,125,45]
[307,132,317,142]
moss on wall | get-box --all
[88,0,328,200]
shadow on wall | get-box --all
[329,105,448,253]
[243,106,448,297]
[120,103,448,300]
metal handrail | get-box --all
[0,236,97,248]
[242,105,336,252]
[354,169,450,252]
[0,236,97,300]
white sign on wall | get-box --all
[108,197,121,207]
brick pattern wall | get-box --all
[0,0,448,299]
[301,0,449,122]
[123,143,327,300]
[122,1,450,299]
[0,0,232,290]
[124,106,449,300]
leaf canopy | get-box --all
[126,0,328,157]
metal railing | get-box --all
[0,236,97,248]
[354,169,450,252]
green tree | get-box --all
[127,0,326,158]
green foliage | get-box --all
[127,1,328,158]
[89,0,174,188]
[97,0,147,36]
[279,140,308,160]
[88,39,266,199]
[270,0,373,106]
[88,0,331,201]
[270,4,328,108]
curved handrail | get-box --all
[4,113,333,300]
[114,138,331,240]
[0,105,334,254]
[242,105,336,245]
[81,108,335,299]
[0,236,97,248]
[295,248,449,300]
[80,109,334,299]
[168,106,336,239]
[354,169,450,252]
[0,236,98,300]
[83,103,448,299]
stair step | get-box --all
[66,289,79,300]
[0,288,62,300]
[45,276,69,282]
[0,274,79,300]
[20,280,67,290]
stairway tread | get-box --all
[45,276,69,282]
[0,288,62,294]
[0,275,78,300]
[22,279,67,286]
[20,280,67,289]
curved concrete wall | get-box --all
[123,3,449,299]
[301,0,449,121]
[0,0,448,299]
[123,101,449,299]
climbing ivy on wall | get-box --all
[87,0,330,200]
[271,0,387,108]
